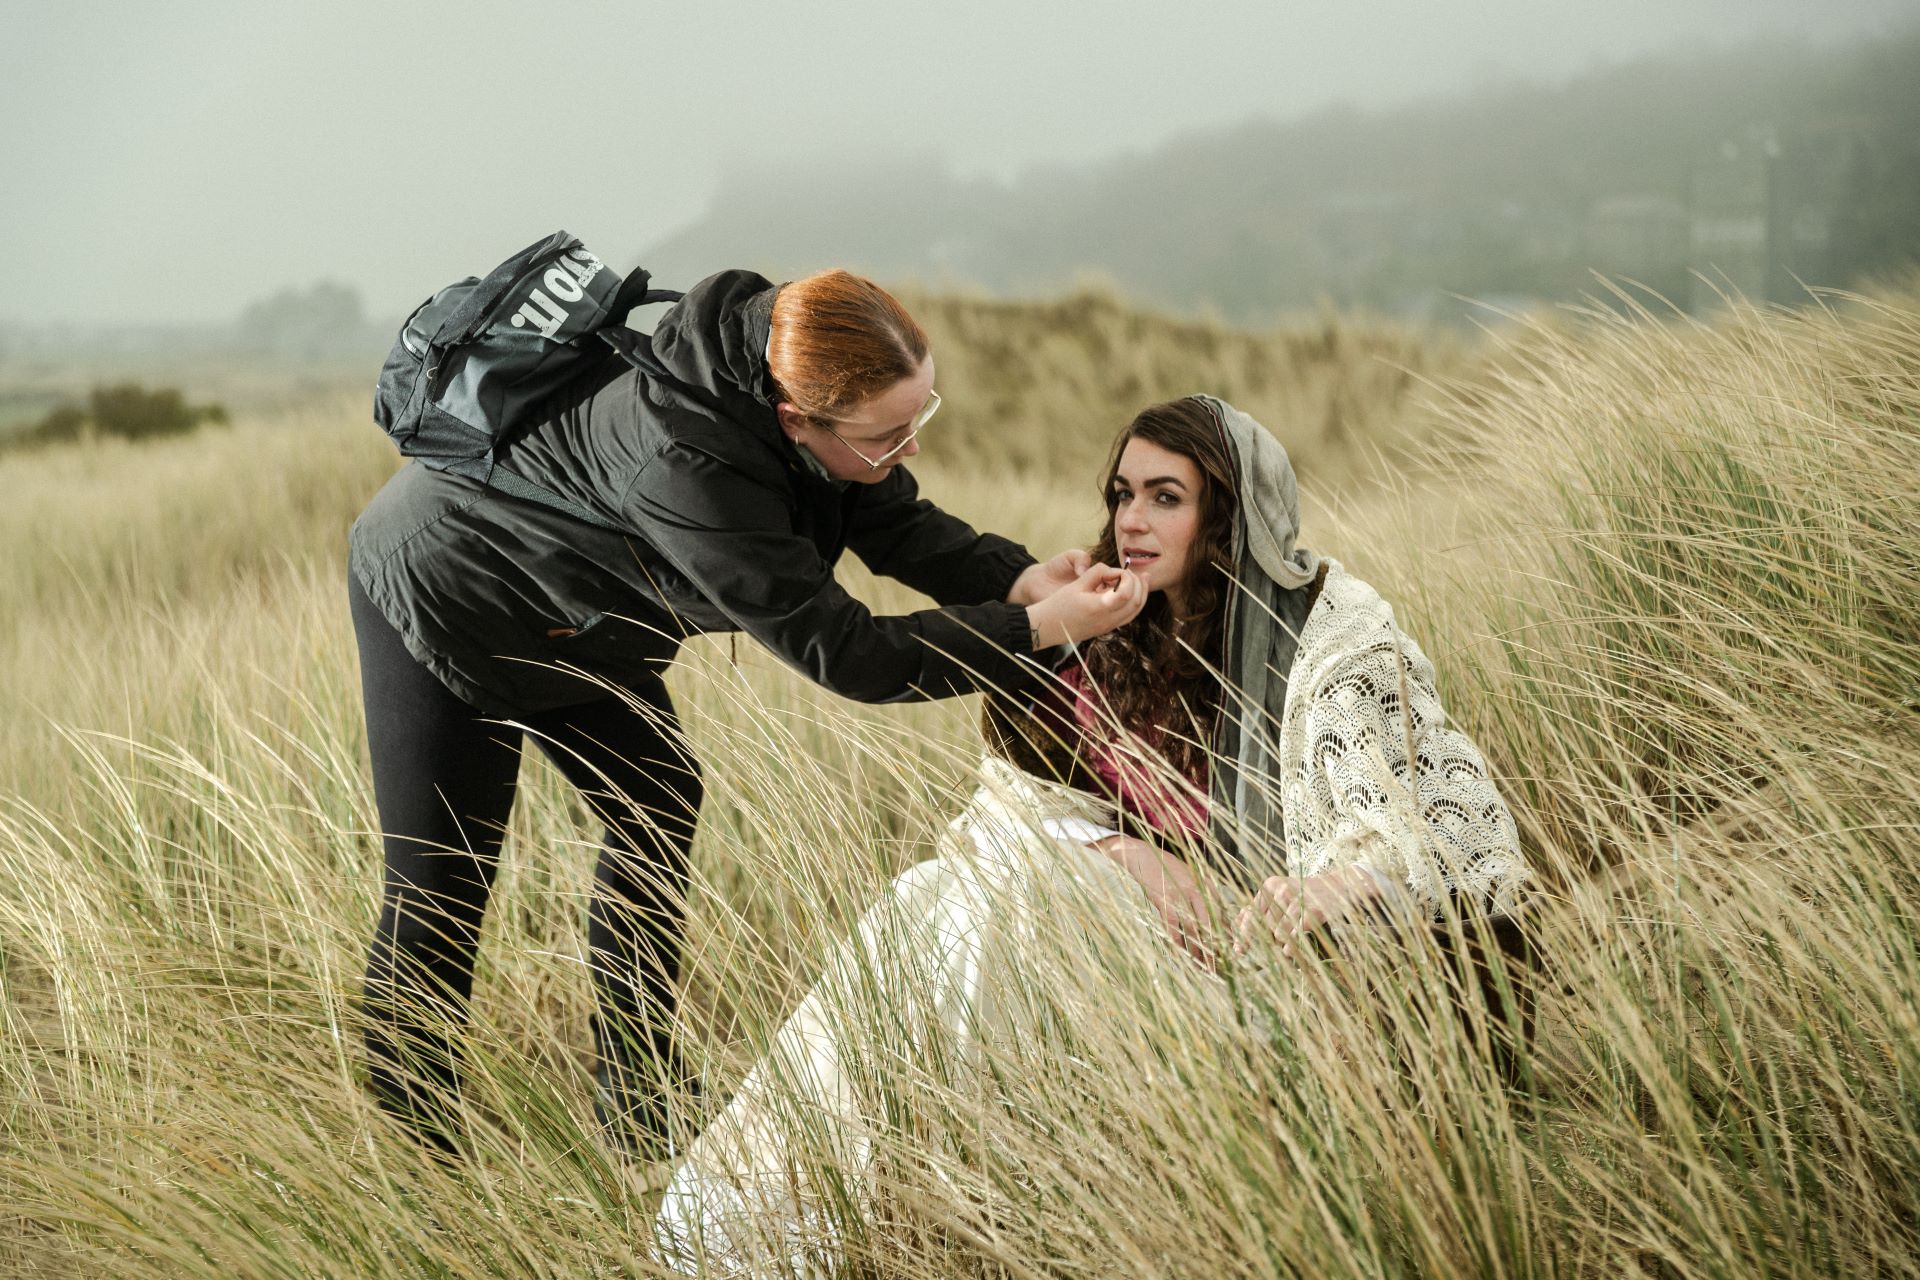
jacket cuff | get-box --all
[986,541,1039,604]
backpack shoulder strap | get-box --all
[601,271,684,378]
[607,267,683,325]
[598,325,670,378]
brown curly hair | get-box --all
[1078,397,1238,781]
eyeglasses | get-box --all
[817,390,940,471]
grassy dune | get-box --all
[0,289,1915,1277]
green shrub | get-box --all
[88,382,222,440]
[18,402,87,447]
[10,382,228,451]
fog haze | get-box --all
[4,0,1916,324]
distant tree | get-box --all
[235,281,371,359]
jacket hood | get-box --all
[648,269,782,423]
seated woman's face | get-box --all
[1109,436,1204,606]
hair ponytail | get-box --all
[766,270,930,417]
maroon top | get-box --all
[1059,664,1209,841]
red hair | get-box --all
[767,270,930,417]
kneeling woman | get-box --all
[654,396,1534,1270]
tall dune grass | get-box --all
[0,290,1915,1277]
[904,286,1457,483]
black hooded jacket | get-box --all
[349,270,1039,715]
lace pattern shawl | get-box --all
[1277,559,1530,916]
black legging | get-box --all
[349,570,701,1154]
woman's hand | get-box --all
[1007,550,1092,606]
[1026,563,1146,648]
[1231,867,1383,962]
[1094,834,1216,968]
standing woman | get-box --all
[347,267,1142,1159]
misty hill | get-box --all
[641,30,1920,323]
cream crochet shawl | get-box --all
[1269,557,1529,914]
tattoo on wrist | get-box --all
[1030,625,1042,651]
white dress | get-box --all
[653,561,1529,1273]
[654,756,1151,1273]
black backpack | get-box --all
[373,231,682,529]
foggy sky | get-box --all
[4,0,1916,325]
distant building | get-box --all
[1687,125,1860,311]
[1584,195,1690,287]
[1582,193,1689,305]
[1767,121,1866,301]
[1309,191,1411,293]
[1689,128,1777,307]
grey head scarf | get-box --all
[1193,395,1322,882]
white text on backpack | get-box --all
[508,249,607,340]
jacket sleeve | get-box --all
[624,443,1042,704]
[845,465,1036,606]
[1291,632,1532,919]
